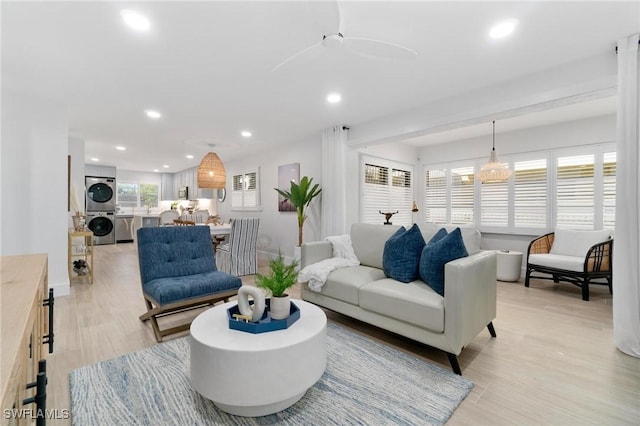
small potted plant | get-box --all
[255,253,299,320]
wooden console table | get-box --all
[1,254,53,425]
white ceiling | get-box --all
[2,1,637,172]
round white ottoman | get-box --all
[496,250,524,282]
[190,299,327,417]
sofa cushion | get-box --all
[528,253,585,272]
[419,227,469,296]
[382,224,426,283]
[351,223,403,268]
[314,265,386,305]
[143,271,242,305]
[550,228,611,258]
[359,278,444,333]
[420,223,481,254]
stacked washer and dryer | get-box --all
[85,176,116,245]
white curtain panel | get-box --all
[613,33,640,357]
[321,126,348,238]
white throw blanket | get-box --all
[298,234,360,292]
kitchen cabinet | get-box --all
[85,164,116,178]
[68,230,94,285]
[1,254,53,425]
[161,173,175,200]
[132,215,160,242]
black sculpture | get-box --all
[379,210,399,225]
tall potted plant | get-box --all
[255,253,299,320]
[274,176,322,247]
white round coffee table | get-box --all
[190,299,327,417]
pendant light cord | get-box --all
[492,120,496,151]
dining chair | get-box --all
[158,210,179,226]
[192,209,210,224]
[216,218,260,276]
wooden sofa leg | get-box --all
[487,322,497,338]
[446,353,462,375]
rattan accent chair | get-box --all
[525,231,613,301]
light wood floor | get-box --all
[47,243,639,425]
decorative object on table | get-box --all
[274,175,321,246]
[255,252,299,320]
[476,120,512,183]
[70,184,85,230]
[227,299,300,333]
[277,163,300,212]
[170,201,179,210]
[72,259,88,276]
[237,286,266,322]
[197,143,227,189]
[70,323,473,425]
[379,210,398,225]
[412,201,419,212]
[72,212,86,231]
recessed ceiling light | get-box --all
[116,146,126,151]
[186,154,194,159]
[91,158,99,162]
[145,110,161,119]
[489,19,518,39]
[162,164,170,168]
[121,10,150,32]
[327,93,342,104]
[241,130,252,138]
[153,169,159,172]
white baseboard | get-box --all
[49,281,70,297]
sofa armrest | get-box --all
[443,250,497,354]
[301,241,333,269]
[585,238,613,272]
[527,232,555,259]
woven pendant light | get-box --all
[477,121,512,183]
[197,145,226,189]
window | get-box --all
[513,159,547,228]
[424,169,446,223]
[422,144,615,234]
[603,152,616,230]
[362,158,413,226]
[116,182,158,208]
[450,166,474,224]
[423,164,474,225]
[556,154,595,229]
[231,170,260,210]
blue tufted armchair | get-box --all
[137,226,242,342]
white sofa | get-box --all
[300,223,497,375]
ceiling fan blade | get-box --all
[344,37,418,61]
[305,0,341,36]
[271,42,323,72]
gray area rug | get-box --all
[70,322,472,425]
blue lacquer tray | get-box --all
[227,300,300,334]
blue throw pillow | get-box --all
[382,224,426,283]
[427,227,448,245]
[419,227,469,296]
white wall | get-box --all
[1,91,70,295]
[68,136,85,227]
[216,136,322,260]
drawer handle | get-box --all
[23,360,47,426]
[42,288,54,354]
